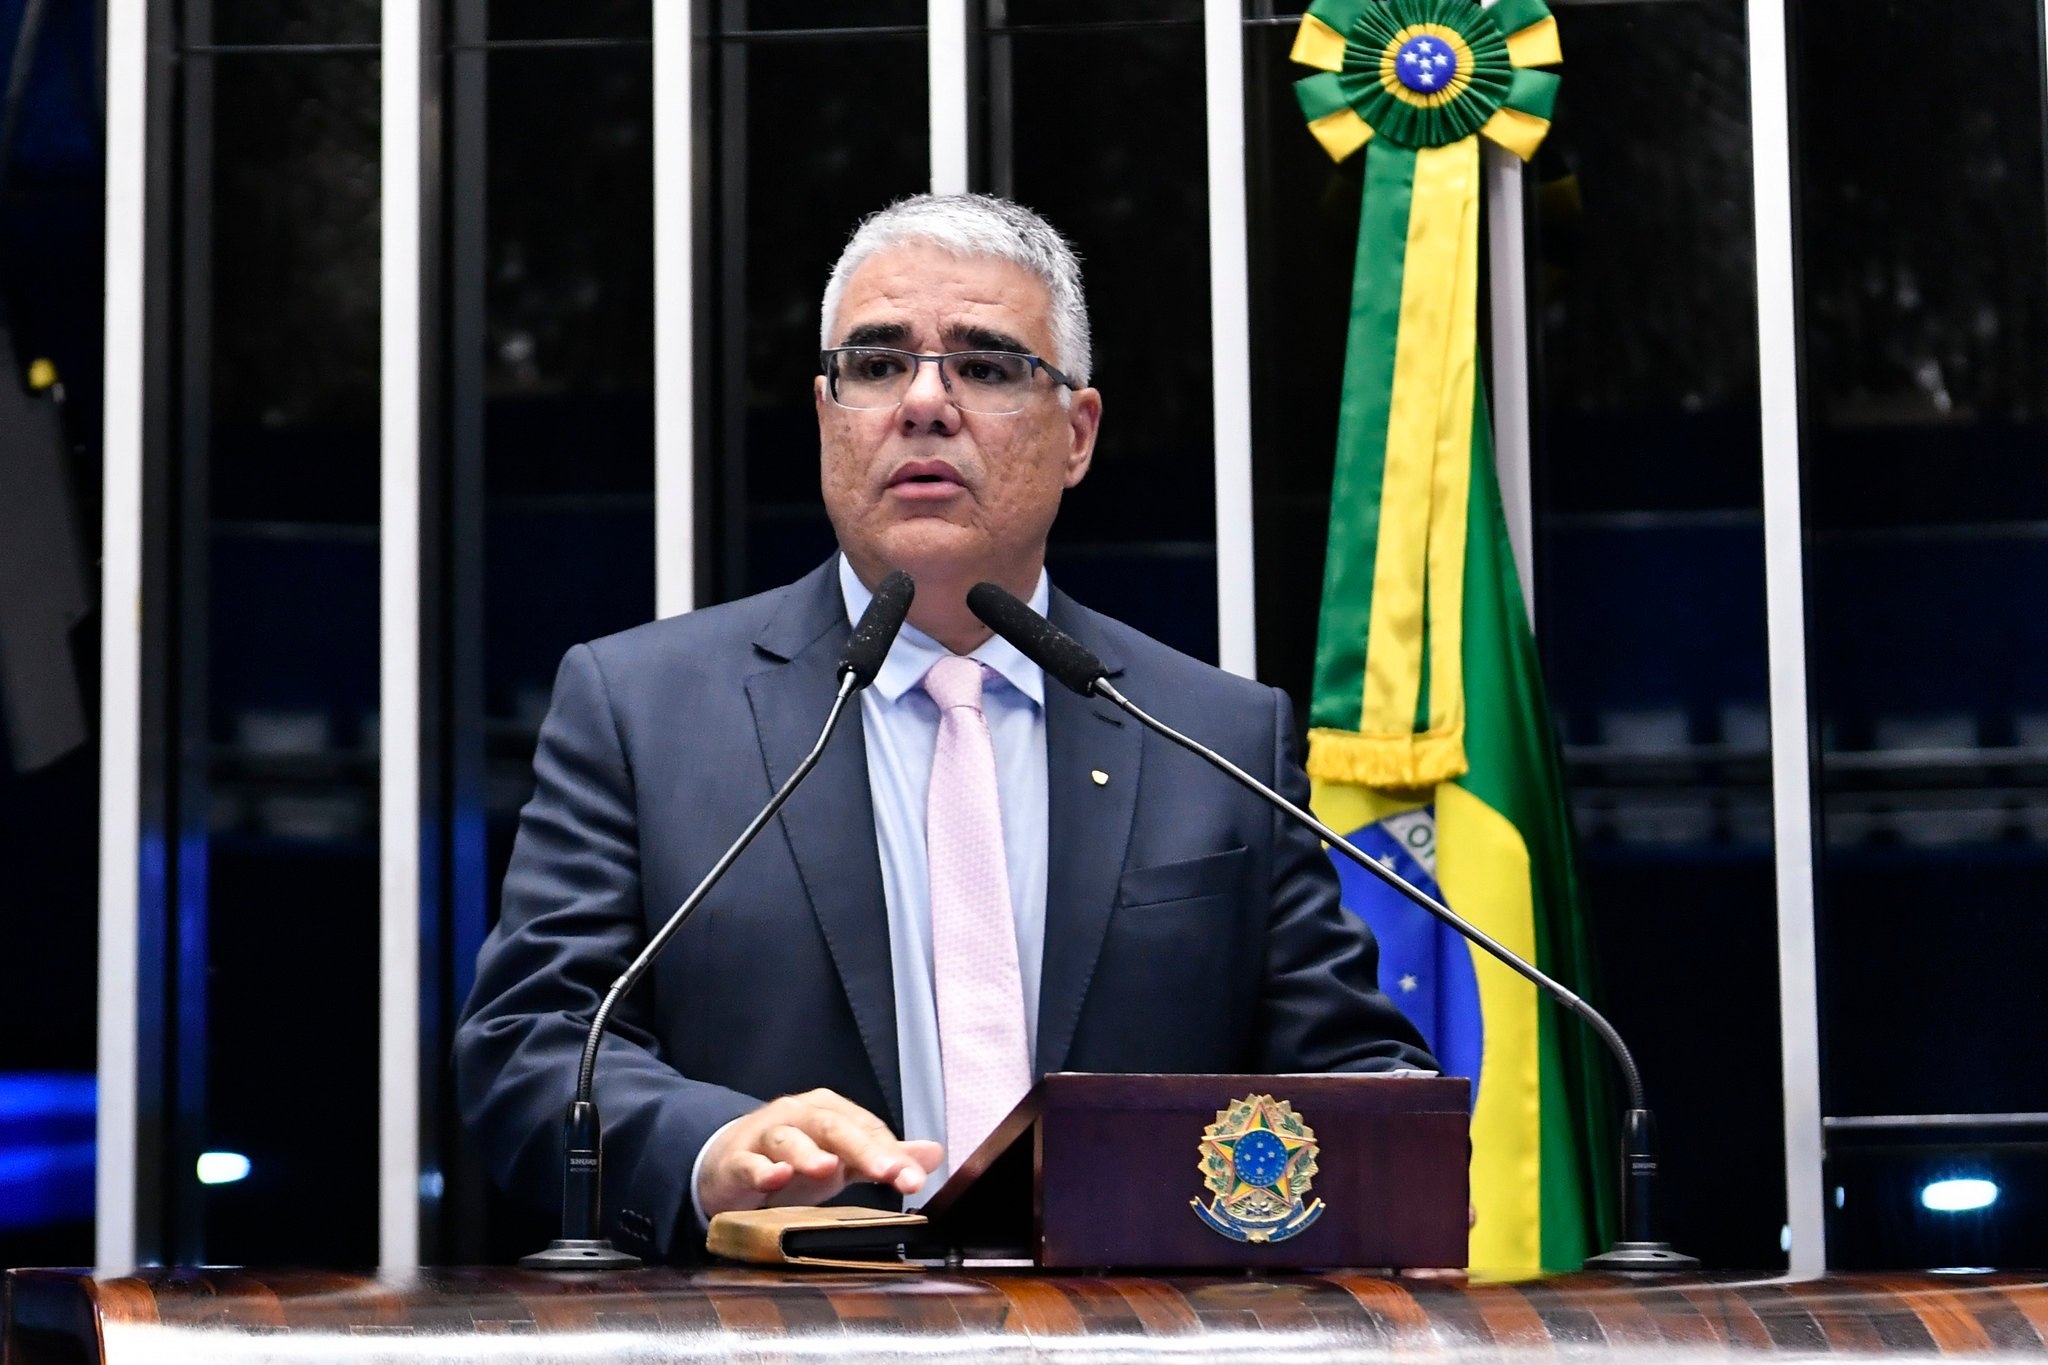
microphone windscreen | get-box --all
[966,582,1106,697]
[840,570,915,688]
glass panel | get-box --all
[992,0,1216,661]
[1792,0,2048,1268]
[998,0,1198,24]
[484,0,653,43]
[713,24,929,600]
[210,0,379,47]
[195,48,381,1265]
[478,37,656,849]
[454,36,656,1261]
[1525,0,1782,1270]
[722,0,925,32]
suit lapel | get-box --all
[744,563,903,1129]
[1036,591,1141,1075]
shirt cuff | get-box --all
[688,1116,748,1229]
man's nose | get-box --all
[897,357,961,434]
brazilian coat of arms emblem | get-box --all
[1191,1093,1325,1243]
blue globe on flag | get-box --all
[1331,808,1485,1104]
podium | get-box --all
[919,1071,1469,1269]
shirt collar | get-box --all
[837,553,1048,708]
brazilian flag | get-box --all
[1290,0,1615,1270]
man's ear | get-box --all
[1063,387,1102,490]
[814,373,828,411]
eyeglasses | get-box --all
[820,346,1078,416]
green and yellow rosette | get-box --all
[1292,0,1561,791]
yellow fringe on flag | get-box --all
[1307,726,1468,792]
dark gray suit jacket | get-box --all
[454,559,1435,1260]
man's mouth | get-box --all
[887,460,965,491]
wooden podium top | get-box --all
[9,1265,2048,1362]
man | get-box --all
[455,194,1436,1262]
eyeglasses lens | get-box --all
[830,349,1037,414]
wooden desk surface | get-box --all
[7,1264,2048,1362]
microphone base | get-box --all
[1583,1241,1701,1273]
[519,1238,642,1271]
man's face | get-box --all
[816,241,1101,596]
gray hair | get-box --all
[819,193,1093,387]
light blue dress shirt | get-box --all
[689,557,1050,1219]
[838,553,1050,1200]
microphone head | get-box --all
[839,569,915,688]
[966,581,1106,697]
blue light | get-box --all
[0,1141,95,1229]
[197,1151,252,1185]
[0,1072,96,1126]
[1921,1178,1998,1213]
[0,1072,96,1228]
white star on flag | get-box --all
[1399,974,1420,993]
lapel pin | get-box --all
[1090,769,1109,786]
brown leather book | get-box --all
[704,1206,928,1270]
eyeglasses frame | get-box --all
[819,345,1079,414]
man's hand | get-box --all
[697,1088,945,1220]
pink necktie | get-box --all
[922,656,1032,1165]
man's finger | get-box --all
[803,1106,919,1185]
[759,1123,840,1180]
[797,1089,897,1140]
[739,1152,793,1193]
[894,1139,946,1192]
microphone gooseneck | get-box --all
[571,679,861,1108]
[967,582,1697,1272]
[522,573,914,1271]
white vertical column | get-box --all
[96,0,149,1276]
[1203,0,1257,678]
[929,0,970,194]
[379,0,424,1271]
[1483,145,1536,621]
[1746,0,1827,1276]
[655,0,696,617]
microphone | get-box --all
[966,582,1697,1272]
[522,571,915,1269]
[841,570,915,687]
